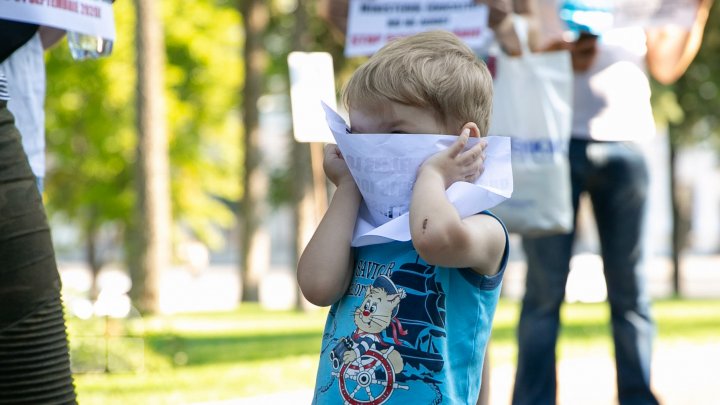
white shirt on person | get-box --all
[0,33,46,178]
[571,27,656,142]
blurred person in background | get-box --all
[512,1,714,404]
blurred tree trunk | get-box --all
[291,141,316,311]
[667,74,691,298]
[239,0,269,303]
[290,0,314,311]
[130,0,171,314]
[292,139,329,311]
[668,137,680,297]
[668,128,693,298]
[85,214,102,302]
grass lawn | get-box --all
[68,298,720,404]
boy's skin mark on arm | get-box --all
[422,218,428,233]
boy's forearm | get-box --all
[409,168,466,263]
[410,170,504,274]
[297,180,361,306]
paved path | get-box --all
[487,342,720,405]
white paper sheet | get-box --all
[322,103,513,247]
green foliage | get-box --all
[44,1,136,254]
[162,0,242,248]
[45,0,242,256]
[652,3,720,148]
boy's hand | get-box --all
[323,144,356,187]
[419,129,487,188]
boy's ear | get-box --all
[461,122,481,138]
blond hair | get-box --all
[343,30,493,135]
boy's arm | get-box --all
[297,144,361,306]
[409,130,506,276]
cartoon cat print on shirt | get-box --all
[329,275,410,404]
[345,275,407,373]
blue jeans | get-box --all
[512,139,658,405]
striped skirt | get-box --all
[0,77,77,404]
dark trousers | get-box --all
[512,139,658,405]
[0,100,77,404]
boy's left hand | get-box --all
[419,129,487,189]
[323,144,356,187]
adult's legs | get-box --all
[586,141,657,405]
[512,139,588,405]
[0,100,77,404]
[512,233,574,405]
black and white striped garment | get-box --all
[0,72,9,101]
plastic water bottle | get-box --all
[67,0,114,60]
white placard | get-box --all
[0,0,116,40]
[323,103,513,247]
[345,0,492,57]
[288,52,337,143]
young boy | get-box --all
[297,30,508,405]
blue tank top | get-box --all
[312,213,508,404]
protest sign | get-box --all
[0,0,115,40]
[345,0,491,57]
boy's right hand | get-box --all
[323,144,356,187]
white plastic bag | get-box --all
[488,17,574,236]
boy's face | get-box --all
[349,102,449,135]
